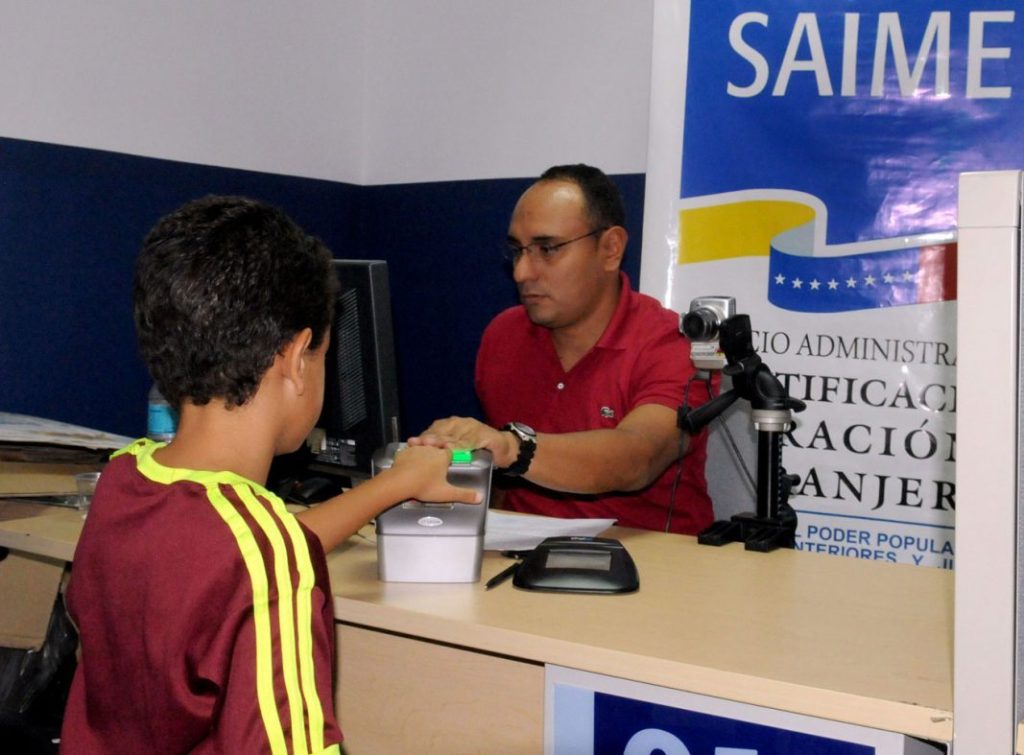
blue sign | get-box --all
[682,1,1023,244]
[592,692,874,755]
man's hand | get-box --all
[408,417,520,468]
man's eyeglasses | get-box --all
[503,227,607,264]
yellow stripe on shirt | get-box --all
[205,483,288,755]
[235,484,311,755]
[276,507,328,753]
[125,439,333,754]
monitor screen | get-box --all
[267,258,401,492]
[305,259,401,478]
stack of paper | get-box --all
[0,413,132,497]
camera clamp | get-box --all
[678,314,806,552]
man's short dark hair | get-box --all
[133,195,336,410]
[538,163,626,230]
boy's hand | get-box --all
[407,417,519,469]
[388,445,482,504]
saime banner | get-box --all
[642,0,1022,567]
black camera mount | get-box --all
[678,314,806,552]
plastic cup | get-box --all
[74,471,101,515]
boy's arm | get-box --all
[294,445,482,552]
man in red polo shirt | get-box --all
[410,164,714,535]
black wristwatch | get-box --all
[501,422,537,477]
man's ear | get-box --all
[600,226,628,271]
[280,328,315,396]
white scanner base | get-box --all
[377,533,484,583]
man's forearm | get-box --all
[521,423,685,494]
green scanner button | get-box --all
[451,449,473,464]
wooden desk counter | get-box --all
[0,505,953,748]
[328,526,953,746]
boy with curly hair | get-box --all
[60,196,478,753]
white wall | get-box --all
[0,1,363,182]
[360,0,654,184]
[0,1,654,185]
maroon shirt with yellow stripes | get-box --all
[61,439,342,754]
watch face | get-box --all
[511,422,535,439]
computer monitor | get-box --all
[306,259,402,477]
[266,258,401,498]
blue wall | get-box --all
[0,137,644,439]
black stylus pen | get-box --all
[485,562,519,590]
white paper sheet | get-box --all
[483,510,616,551]
[0,413,133,450]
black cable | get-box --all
[665,372,715,533]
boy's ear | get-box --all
[280,328,315,395]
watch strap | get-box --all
[501,422,536,477]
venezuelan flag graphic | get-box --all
[679,195,956,313]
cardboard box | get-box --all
[0,550,64,650]
[0,461,102,498]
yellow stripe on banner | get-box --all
[678,200,816,264]
[277,508,327,753]
[206,485,288,755]
[236,486,310,755]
